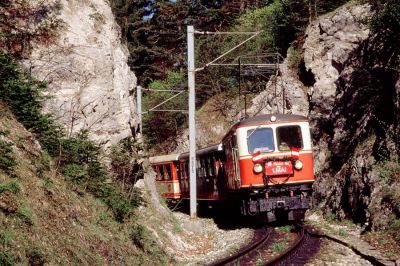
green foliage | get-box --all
[35,151,51,178]
[288,46,301,68]
[0,135,17,175]
[143,71,187,146]
[277,225,292,233]
[16,204,34,226]
[0,180,20,194]
[110,137,144,183]
[0,230,14,247]
[62,163,88,181]
[130,224,168,263]
[271,242,287,253]
[369,0,400,35]
[0,251,19,266]
[375,160,400,184]
[0,0,63,57]
[26,246,47,266]
[0,53,63,156]
[325,212,337,222]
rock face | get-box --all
[303,4,372,172]
[24,0,137,146]
[302,3,400,229]
[244,3,399,229]
[247,53,310,117]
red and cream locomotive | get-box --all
[150,114,315,222]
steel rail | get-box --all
[208,227,272,266]
[264,224,305,266]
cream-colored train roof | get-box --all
[149,154,180,164]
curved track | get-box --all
[209,224,319,266]
[209,227,272,266]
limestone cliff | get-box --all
[24,0,137,147]
[245,3,399,229]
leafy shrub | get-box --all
[16,204,34,226]
[0,53,143,224]
[0,230,14,247]
[374,160,400,185]
[0,251,19,266]
[0,53,63,156]
[271,242,287,253]
[0,180,20,194]
[130,224,168,263]
[143,72,187,146]
[26,246,47,266]
[0,131,17,175]
[62,164,88,181]
[110,137,144,184]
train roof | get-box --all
[222,114,309,141]
[149,154,180,164]
[179,143,223,160]
[238,114,308,126]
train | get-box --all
[149,114,315,222]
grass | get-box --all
[0,180,20,194]
[0,230,14,246]
[16,204,35,226]
[277,225,292,233]
[271,242,287,253]
[0,251,19,266]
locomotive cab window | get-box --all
[277,126,303,150]
[247,128,274,153]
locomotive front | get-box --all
[222,114,315,222]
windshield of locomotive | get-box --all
[247,128,274,153]
[277,125,303,150]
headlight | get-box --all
[294,160,303,170]
[253,163,263,173]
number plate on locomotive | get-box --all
[265,161,293,175]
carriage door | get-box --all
[231,134,241,189]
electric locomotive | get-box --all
[221,114,315,221]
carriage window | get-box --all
[154,166,161,180]
[277,126,303,150]
[247,128,274,153]
[165,164,172,180]
[208,157,214,176]
[185,162,189,179]
[158,165,165,180]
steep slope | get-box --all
[0,102,156,265]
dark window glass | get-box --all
[185,162,189,180]
[159,165,165,180]
[277,126,303,150]
[247,128,274,153]
[165,164,172,180]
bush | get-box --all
[16,204,35,226]
[0,131,17,175]
[0,180,20,194]
[0,252,19,266]
[0,53,63,155]
[130,224,168,263]
[26,246,47,266]
[0,53,143,224]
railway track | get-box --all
[209,224,320,266]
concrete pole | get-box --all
[137,85,142,135]
[187,25,197,217]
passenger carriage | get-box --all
[178,144,225,201]
[149,154,181,199]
